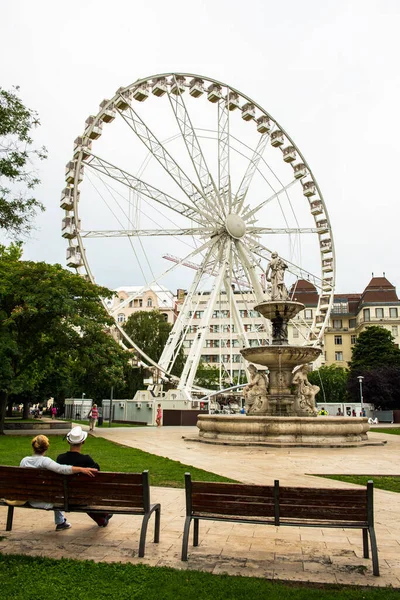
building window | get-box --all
[161,313,168,321]
[139,299,142,307]
[119,298,124,304]
[188,325,197,333]
[194,310,204,319]
[392,326,398,337]
[349,318,356,328]
[375,308,384,318]
[335,351,343,361]
[239,310,248,318]
[363,309,370,322]
[117,313,125,323]
[351,335,357,344]
[209,324,220,333]
[304,309,313,320]
[390,308,398,318]
[293,329,299,338]
[334,335,342,345]
[147,298,153,307]
[333,319,342,329]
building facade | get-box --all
[107,285,176,326]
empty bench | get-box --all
[0,466,160,557]
[182,474,379,576]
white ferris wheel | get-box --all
[61,72,335,395]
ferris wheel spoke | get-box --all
[85,153,211,225]
[158,239,222,375]
[218,99,231,211]
[80,227,212,238]
[246,237,323,288]
[246,227,318,235]
[233,133,269,213]
[167,79,224,215]
[112,235,222,314]
[243,178,298,222]
[178,239,231,394]
[116,102,218,224]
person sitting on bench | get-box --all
[57,426,113,527]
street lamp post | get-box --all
[81,392,86,419]
[357,376,364,416]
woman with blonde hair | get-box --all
[20,434,97,531]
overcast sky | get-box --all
[1,0,399,296]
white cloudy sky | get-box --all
[1,0,399,296]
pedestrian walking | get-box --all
[88,404,99,431]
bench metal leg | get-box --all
[6,506,14,531]
[139,513,151,558]
[193,518,199,547]
[369,527,380,576]
[362,529,369,558]
[181,516,192,561]
[154,505,161,544]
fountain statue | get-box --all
[193,252,377,447]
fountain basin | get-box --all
[255,300,305,321]
[240,345,321,368]
[193,415,383,447]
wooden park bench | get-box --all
[0,466,160,557]
[182,474,379,576]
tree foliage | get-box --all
[0,245,131,431]
[194,362,221,390]
[308,364,349,404]
[123,310,185,377]
[347,326,400,409]
[350,326,400,371]
[0,86,47,235]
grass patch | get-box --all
[0,554,398,600]
[0,435,236,488]
[370,428,400,436]
[316,475,400,494]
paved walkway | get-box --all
[1,426,399,587]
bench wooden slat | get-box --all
[279,487,366,501]
[193,500,276,517]
[191,481,275,498]
[280,505,367,521]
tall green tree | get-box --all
[0,244,130,432]
[347,326,400,408]
[349,326,400,371]
[123,310,185,378]
[0,87,47,235]
[307,364,349,404]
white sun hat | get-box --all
[66,426,88,445]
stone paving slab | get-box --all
[1,426,399,588]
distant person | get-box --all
[352,409,357,417]
[20,434,97,531]
[361,408,366,417]
[240,406,246,415]
[336,408,343,416]
[318,407,328,416]
[88,404,99,431]
[156,404,162,427]
[51,406,57,420]
[57,426,112,527]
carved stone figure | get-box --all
[292,365,319,415]
[244,364,269,414]
[265,252,288,300]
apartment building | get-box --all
[107,285,176,325]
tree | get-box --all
[123,311,185,378]
[0,244,131,432]
[347,326,400,408]
[350,326,400,371]
[194,362,221,390]
[307,365,349,404]
[0,87,47,235]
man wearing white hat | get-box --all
[57,426,113,527]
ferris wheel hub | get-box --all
[225,214,246,239]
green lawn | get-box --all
[0,554,398,600]
[317,475,400,494]
[370,428,400,435]
[0,435,236,488]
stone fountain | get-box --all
[195,253,375,447]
